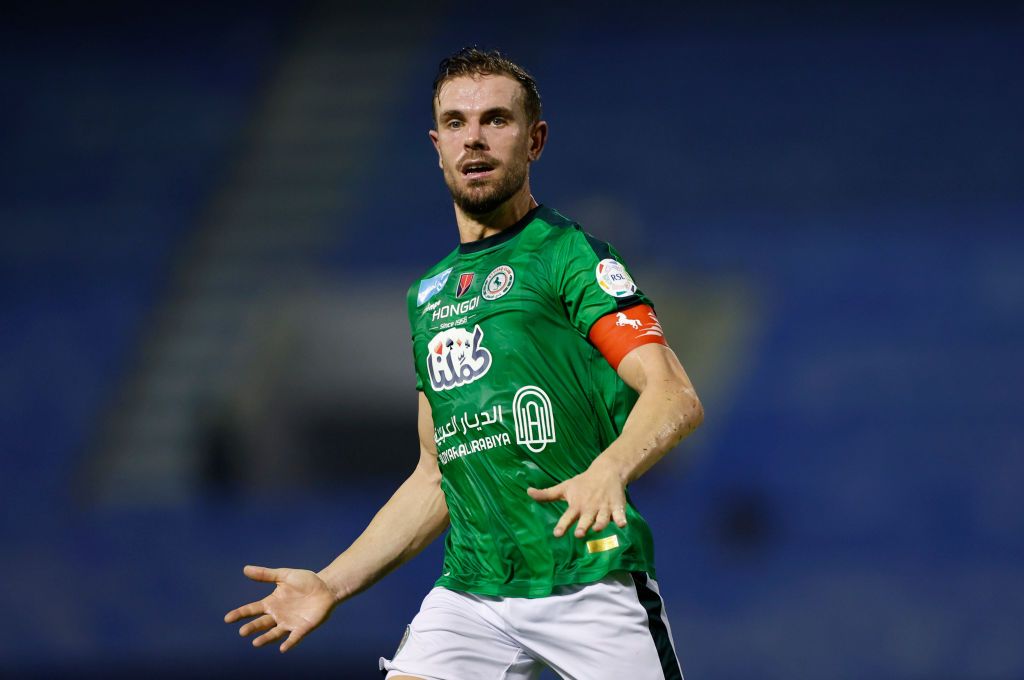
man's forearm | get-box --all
[317,463,448,604]
[594,373,703,486]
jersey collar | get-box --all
[458,204,542,255]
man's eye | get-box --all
[448,120,463,129]
[490,117,506,126]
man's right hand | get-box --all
[224,565,338,653]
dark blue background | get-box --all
[2,3,1021,678]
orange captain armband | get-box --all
[588,304,668,371]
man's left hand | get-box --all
[527,461,628,538]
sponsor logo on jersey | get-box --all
[513,385,556,453]
[417,267,453,306]
[438,432,512,465]
[432,296,480,322]
[421,299,441,315]
[455,272,475,298]
[615,309,663,338]
[482,265,515,300]
[596,259,637,298]
[427,324,492,391]
[434,405,504,446]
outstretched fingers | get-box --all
[239,614,275,637]
[224,600,265,623]
[526,484,564,502]
[591,508,612,533]
[559,500,628,538]
[612,505,628,528]
[253,625,287,648]
[243,564,282,583]
[574,509,598,538]
[553,506,579,538]
[280,629,305,653]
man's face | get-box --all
[430,74,541,216]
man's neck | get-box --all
[455,189,537,244]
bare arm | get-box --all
[527,343,703,537]
[593,343,703,485]
[225,392,448,652]
[317,391,449,601]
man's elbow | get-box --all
[689,395,705,429]
[674,387,704,438]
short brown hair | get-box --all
[432,47,543,126]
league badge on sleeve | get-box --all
[596,259,637,298]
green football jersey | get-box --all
[407,205,659,598]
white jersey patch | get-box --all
[596,259,637,298]
[482,265,515,300]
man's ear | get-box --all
[528,120,549,162]
[428,129,443,169]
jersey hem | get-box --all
[434,560,657,598]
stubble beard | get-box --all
[446,159,528,216]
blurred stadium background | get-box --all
[2,1,1022,678]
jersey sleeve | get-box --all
[407,283,425,391]
[555,228,654,338]
[413,344,424,391]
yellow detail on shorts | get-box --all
[586,535,620,553]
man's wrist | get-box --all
[590,449,632,487]
[316,566,354,605]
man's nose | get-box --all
[464,121,488,150]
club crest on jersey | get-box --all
[427,324,492,391]
[482,265,515,300]
[417,267,453,306]
[596,259,636,298]
[455,272,475,298]
[513,385,556,453]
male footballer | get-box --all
[225,47,703,679]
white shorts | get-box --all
[379,571,683,680]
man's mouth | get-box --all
[461,161,496,178]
